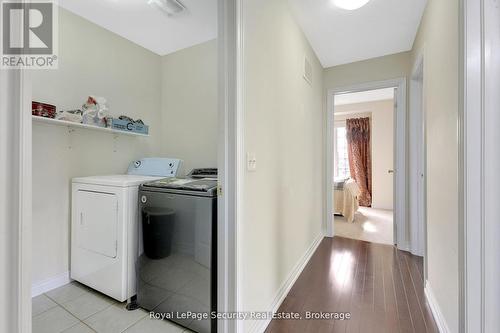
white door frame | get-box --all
[461,0,500,332]
[217,0,240,332]
[0,68,32,333]
[326,78,408,251]
[6,1,240,332]
[1,2,33,331]
[409,52,426,259]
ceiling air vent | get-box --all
[303,56,312,85]
[148,0,186,17]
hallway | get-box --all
[265,237,438,333]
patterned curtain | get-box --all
[346,117,372,207]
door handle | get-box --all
[388,169,395,174]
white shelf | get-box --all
[32,115,149,137]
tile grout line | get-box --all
[119,313,147,333]
[32,294,58,319]
[43,284,90,307]
[118,309,149,333]
[35,284,130,333]
[35,282,188,333]
[66,320,97,333]
[77,301,116,322]
[46,303,81,333]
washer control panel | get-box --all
[127,158,182,177]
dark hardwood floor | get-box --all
[265,237,438,333]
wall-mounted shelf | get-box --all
[32,115,149,137]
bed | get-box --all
[333,178,361,223]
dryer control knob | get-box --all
[141,195,147,204]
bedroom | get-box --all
[332,87,395,245]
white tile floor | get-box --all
[334,207,394,245]
[32,282,192,333]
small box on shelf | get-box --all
[32,101,56,118]
[110,118,149,135]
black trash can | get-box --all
[141,207,176,259]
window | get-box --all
[334,125,350,179]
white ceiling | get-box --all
[334,87,394,106]
[59,0,217,56]
[289,0,427,68]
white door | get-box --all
[76,190,118,258]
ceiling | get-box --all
[59,0,217,56]
[334,87,394,106]
[289,0,427,68]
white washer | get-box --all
[70,158,181,303]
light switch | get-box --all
[247,152,257,172]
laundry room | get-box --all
[31,1,218,333]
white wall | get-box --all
[161,40,218,175]
[31,8,162,285]
[335,99,394,210]
[241,0,324,331]
[411,0,459,331]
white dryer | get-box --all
[70,158,181,303]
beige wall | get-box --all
[32,8,163,285]
[324,52,411,91]
[241,0,324,331]
[335,99,394,210]
[160,40,218,175]
[411,0,460,331]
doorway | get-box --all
[29,3,220,333]
[3,1,239,332]
[326,78,407,251]
[332,88,396,245]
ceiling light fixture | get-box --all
[332,0,371,11]
[147,0,186,17]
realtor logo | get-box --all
[1,0,58,69]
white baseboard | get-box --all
[32,271,70,298]
[250,234,324,333]
[424,281,450,333]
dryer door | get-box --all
[76,190,118,258]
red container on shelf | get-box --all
[32,101,56,118]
